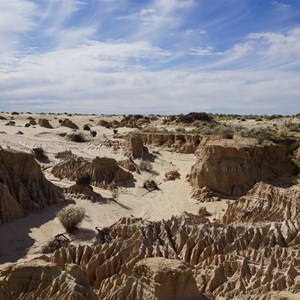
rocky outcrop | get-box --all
[223,182,300,224]
[61,118,79,129]
[55,150,75,160]
[97,120,112,128]
[38,118,52,128]
[141,132,202,154]
[1,209,299,299]
[65,182,102,202]
[190,139,296,196]
[0,260,98,300]
[48,210,299,299]
[110,258,205,300]
[124,132,149,159]
[27,117,37,125]
[52,156,133,189]
[124,132,202,155]
[0,149,64,223]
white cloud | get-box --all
[271,1,291,10]
[1,38,299,115]
[189,47,214,56]
[1,67,299,114]
[121,0,195,42]
[0,1,299,115]
[42,0,85,34]
[0,1,38,57]
[248,28,300,69]
[188,27,300,71]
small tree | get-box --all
[57,205,85,232]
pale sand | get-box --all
[0,113,229,264]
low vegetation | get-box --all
[143,179,159,191]
[57,205,85,232]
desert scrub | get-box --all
[143,179,159,191]
[139,160,153,172]
[111,188,119,200]
[67,133,86,142]
[57,205,85,232]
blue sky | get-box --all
[0,0,300,114]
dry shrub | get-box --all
[143,179,159,191]
[139,160,153,172]
[57,205,85,232]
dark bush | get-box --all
[222,129,234,139]
[83,124,90,131]
[67,133,86,142]
[90,131,97,137]
[143,179,159,191]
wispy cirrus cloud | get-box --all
[271,1,291,10]
[0,0,38,57]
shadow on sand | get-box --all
[0,203,67,264]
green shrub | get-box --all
[57,205,85,232]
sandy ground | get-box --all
[0,113,233,264]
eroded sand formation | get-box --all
[52,155,133,189]
[0,148,64,223]
[0,112,299,299]
[190,138,296,196]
